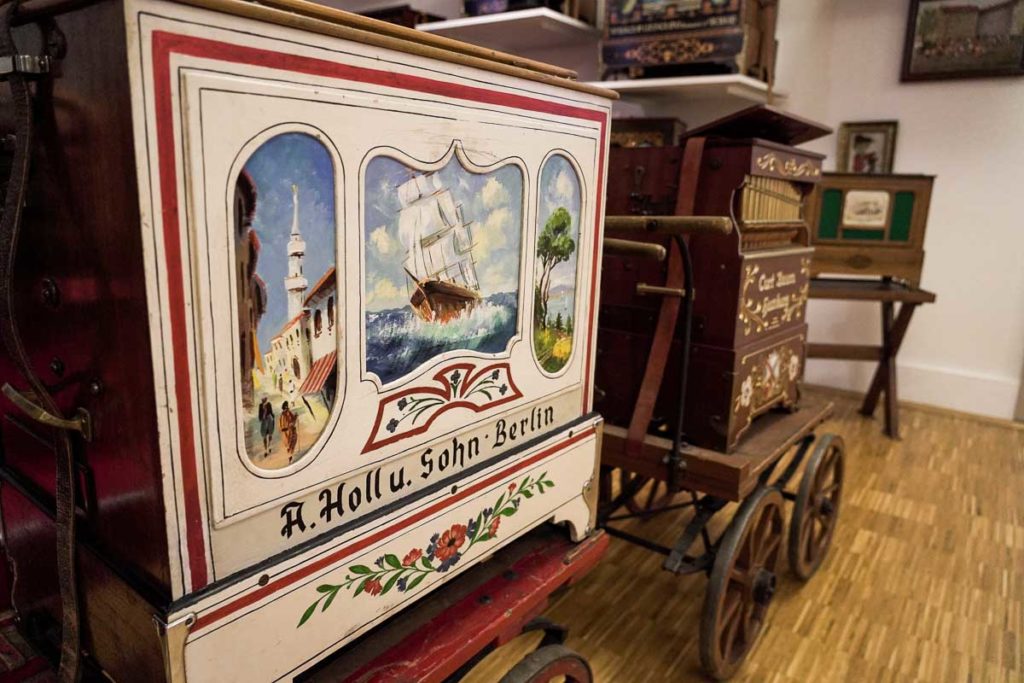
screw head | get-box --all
[40,278,60,308]
[87,379,103,396]
[49,357,64,376]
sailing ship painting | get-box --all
[533,154,582,374]
[364,149,523,385]
[234,132,339,470]
[398,172,481,323]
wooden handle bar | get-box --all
[604,215,733,236]
[603,238,667,261]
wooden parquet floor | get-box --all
[464,389,1024,682]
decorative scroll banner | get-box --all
[363,362,523,453]
[754,153,821,179]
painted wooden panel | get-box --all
[123,0,610,619]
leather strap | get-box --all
[0,4,81,681]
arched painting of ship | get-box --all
[364,145,524,385]
[397,171,481,323]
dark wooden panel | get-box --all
[0,0,171,596]
[807,343,883,361]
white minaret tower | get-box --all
[284,183,308,319]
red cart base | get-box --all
[300,525,608,683]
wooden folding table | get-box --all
[807,277,936,439]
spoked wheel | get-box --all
[700,486,784,680]
[498,644,593,683]
[788,434,845,580]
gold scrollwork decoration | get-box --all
[624,38,716,65]
[737,264,810,336]
[755,153,821,179]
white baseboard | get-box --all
[804,359,1021,420]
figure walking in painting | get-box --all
[259,396,275,457]
[279,401,299,461]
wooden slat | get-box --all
[808,277,936,304]
[603,215,733,237]
[807,343,883,361]
[248,0,579,79]
[138,0,618,99]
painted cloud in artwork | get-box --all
[363,148,524,385]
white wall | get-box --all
[776,0,1024,419]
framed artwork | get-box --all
[836,121,898,175]
[902,0,1024,81]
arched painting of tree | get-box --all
[533,154,581,374]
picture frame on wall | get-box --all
[836,121,898,175]
[901,0,1024,81]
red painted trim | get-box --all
[192,426,595,631]
[362,362,523,453]
[152,32,209,590]
[149,30,608,591]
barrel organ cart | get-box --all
[0,0,616,679]
[596,106,848,679]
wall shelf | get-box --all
[586,74,785,108]
[416,8,599,52]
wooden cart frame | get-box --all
[598,220,846,680]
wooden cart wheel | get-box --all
[498,644,593,683]
[788,434,845,580]
[700,486,784,680]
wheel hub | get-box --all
[819,497,835,517]
[752,568,776,605]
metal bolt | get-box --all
[40,278,60,308]
[87,379,103,396]
[258,574,270,587]
[49,357,64,376]
[478,595,492,605]
[450,485,458,495]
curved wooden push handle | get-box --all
[603,215,733,237]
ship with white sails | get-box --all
[397,171,481,323]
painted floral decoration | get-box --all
[297,472,555,627]
[740,376,754,407]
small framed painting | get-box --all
[902,0,1024,81]
[836,121,898,175]
[841,190,891,228]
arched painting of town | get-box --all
[533,154,581,374]
[363,149,523,385]
[234,132,339,470]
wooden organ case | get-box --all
[0,0,614,680]
[597,105,829,453]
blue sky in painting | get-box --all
[363,153,524,312]
[537,154,581,290]
[242,133,336,353]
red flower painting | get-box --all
[402,548,423,566]
[299,472,556,626]
[434,524,467,562]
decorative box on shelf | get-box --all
[0,0,614,680]
[806,173,935,285]
[602,0,779,81]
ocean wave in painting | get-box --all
[366,291,518,384]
